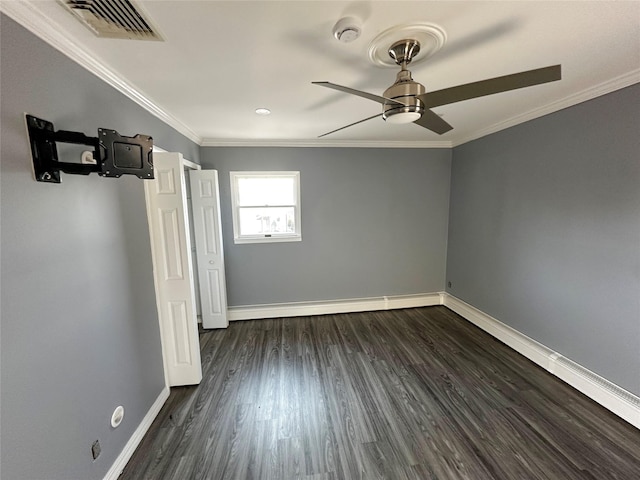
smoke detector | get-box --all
[332,16,362,43]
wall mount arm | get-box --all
[26,114,154,183]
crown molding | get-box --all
[3,2,637,151]
[200,139,453,149]
[0,0,202,145]
[0,1,446,150]
[452,68,640,147]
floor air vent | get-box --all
[60,0,163,41]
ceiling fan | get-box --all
[312,39,561,137]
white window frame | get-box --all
[229,171,302,244]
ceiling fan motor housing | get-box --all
[382,70,426,122]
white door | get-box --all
[144,152,202,386]
[189,170,229,329]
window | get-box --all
[230,171,301,244]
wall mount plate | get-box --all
[25,114,154,183]
[26,115,100,183]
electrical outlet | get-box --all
[91,440,101,460]
[447,281,452,288]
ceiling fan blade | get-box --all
[313,81,404,106]
[419,65,561,108]
[414,109,453,135]
[318,113,383,138]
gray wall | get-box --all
[0,16,200,480]
[446,83,640,397]
[201,147,452,306]
[3,10,637,480]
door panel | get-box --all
[145,152,202,386]
[159,209,184,279]
[204,269,223,315]
[189,170,229,329]
[168,301,191,364]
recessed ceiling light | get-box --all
[255,108,271,115]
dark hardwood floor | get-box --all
[120,306,640,479]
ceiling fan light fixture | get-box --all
[382,63,425,124]
[383,107,422,124]
[384,111,421,124]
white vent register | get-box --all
[59,0,163,41]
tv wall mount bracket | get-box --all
[26,114,154,183]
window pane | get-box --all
[238,207,296,235]
[237,177,295,206]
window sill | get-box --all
[233,235,302,245]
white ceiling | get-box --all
[3,1,640,147]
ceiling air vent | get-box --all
[59,0,163,41]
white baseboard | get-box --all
[106,292,638,479]
[103,386,170,480]
[228,291,639,429]
[443,294,640,430]
[227,292,445,321]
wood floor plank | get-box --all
[120,306,640,480]
[300,351,335,477]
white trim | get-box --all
[4,1,638,150]
[227,292,443,321]
[452,69,640,147]
[443,294,555,367]
[152,145,200,170]
[228,291,640,428]
[100,291,637,479]
[200,139,453,149]
[103,386,170,480]
[182,158,201,171]
[229,171,302,244]
[233,235,302,245]
[443,293,640,430]
[0,1,202,146]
